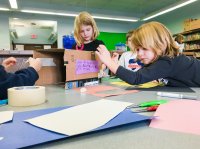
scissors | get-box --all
[127,100,168,112]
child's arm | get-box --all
[96,45,119,74]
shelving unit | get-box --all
[181,28,200,58]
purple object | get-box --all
[76,60,99,74]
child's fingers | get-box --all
[97,46,103,54]
[95,51,100,57]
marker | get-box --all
[128,100,168,108]
[157,92,198,100]
[0,99,8,106]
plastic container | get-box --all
[63,35,76,49]
[115,43,127,51]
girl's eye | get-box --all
[86,28,91,31]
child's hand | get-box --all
[111,52,119,63]
[96,45,112,65]
[2,57,17,70]
[28,57,42,72]
[96,45,120,74]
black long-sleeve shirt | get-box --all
[0,66,39,99]
[116,54,200,87]
[72,39,105,51]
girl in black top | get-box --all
[96,21,200,87]
[73,11,104,51]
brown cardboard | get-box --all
[33,49,65,85]
[184,19,200,31]
[64,50,100,81]
[0,49,65,85]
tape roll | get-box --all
[8,86,46,107]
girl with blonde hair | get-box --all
[96,21,200,87]
[73,11,104,51]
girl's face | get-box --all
[80,25,93,43]
[136,47,156,64]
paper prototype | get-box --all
[150,100,200,135]
[76,60,99,74]
[0,111,14,124]
[25,100,132,136]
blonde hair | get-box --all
[132,21,179,61]
[175,34,184,44]
[126,29,136,52]
[74,11,99,46]
[126,29,135,41]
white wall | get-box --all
[0,11,139,50]
[145,1,200,34]
[1,0,199,50]
[13,27,54,44]
[0,13,10,50]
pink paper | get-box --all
[150,100,200,135]
[74,85,138,97]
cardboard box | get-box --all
[0,49,66,85]
[184,19,200,31]
[33,49,65,85]
[64,50,100,82]
[0,50,33,72]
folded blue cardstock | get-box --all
[0,106,151,149]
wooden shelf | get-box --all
[181,28,200,35]
[184,48,200,51]
[183,39,200,43]
[183,51,200,59]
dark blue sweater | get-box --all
[0,65,39,99]
[116,54,200,87]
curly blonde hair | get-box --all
[74,11,99,46]
[132,21,179,61]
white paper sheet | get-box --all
[39,58,56,66]
[0,111,14,124]
[25,100,132,136]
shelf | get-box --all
[184,48,200,51]
[181,28,200,35]
[183,51,200,59]
[183,52,195,56]
[183,39,200,43]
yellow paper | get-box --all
[111,80,161,88]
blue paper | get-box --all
[0,106,151,149]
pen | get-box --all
[128,100,168,108]
[157,92,198,100]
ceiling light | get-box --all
[142,0,197,21]
[9,0,18,9]
[21,10,78,17]
[21,9,138,22]
[93,16,138,22]
[0,7,9,11]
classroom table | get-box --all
[0,82,200,149]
